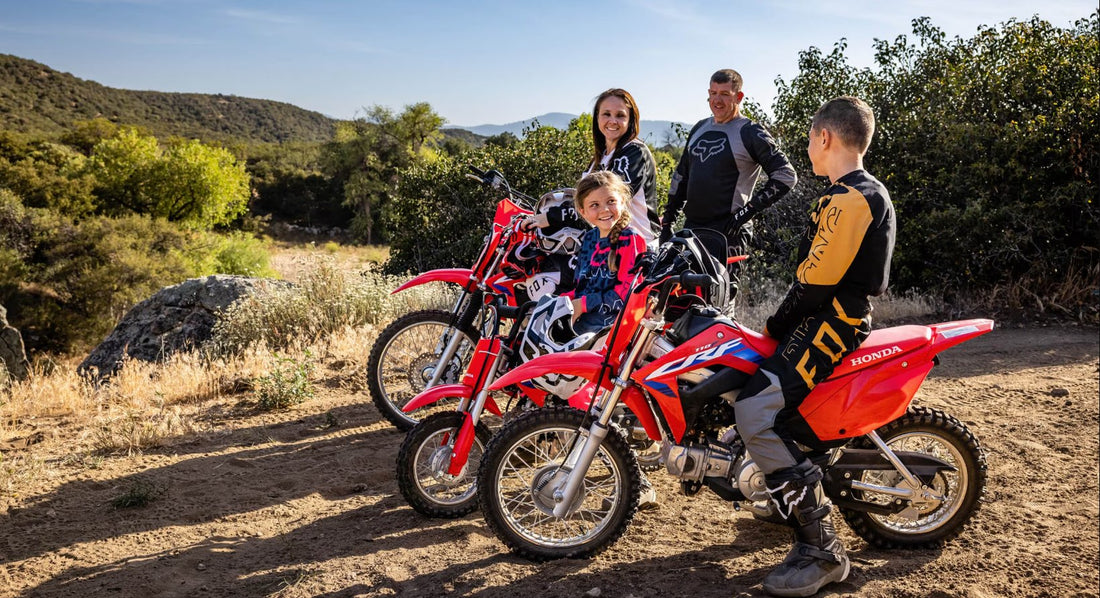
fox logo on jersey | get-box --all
[611,156,632,184]
[690,137,727,163]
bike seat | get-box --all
[831,325,933,377]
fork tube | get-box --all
[446,335,507,476]
[551,327,655,518]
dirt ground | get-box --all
[1,324,1097,598]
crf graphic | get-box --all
[611,156,632,184]
[690,137,727,163]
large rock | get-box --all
[80,275,287,378]
[0,304,30,384]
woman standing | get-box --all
[584,88,660,248]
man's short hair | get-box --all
[812,96,875,153]
[710,69,743,93]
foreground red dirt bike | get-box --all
[477,233,991,560]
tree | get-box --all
[87,128,250,229]
[151,139,250,228]
[322,103,445,243]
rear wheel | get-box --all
[478,407,641,561]
[366,309,478,430]
[840,406,987,548]
[396,411,492,518]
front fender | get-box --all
[489,350,606,391]
[392,268,475,294]
[401,383,503,417]
[401,384,471,413]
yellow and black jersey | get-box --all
[766,169,895,339]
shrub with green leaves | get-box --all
[0,191,279,353]
[255,352,315,410]
[385,121,592,274]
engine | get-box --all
[659,432,770,504]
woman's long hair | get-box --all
[590,88,640,169]
[575,170,633,272]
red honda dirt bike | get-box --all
[394,292,585,518]
[367,167,548,430]
[477,234,991,560]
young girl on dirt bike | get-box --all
[564,170,648,335]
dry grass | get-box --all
[267,241,389,283]
[736,278,944,331]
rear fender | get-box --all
[926,319,995,355]
[392,268,475,294]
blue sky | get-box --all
[1,0,1094,128]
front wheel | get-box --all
[366,309,478,431]
[839,406,987,548]
[478,407,641,561]
[396,411,493,518]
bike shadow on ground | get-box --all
[1,402,405,566]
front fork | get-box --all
[550,323,660,518]
[445,341,507,476]
[427,290,481,388]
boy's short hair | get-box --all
[812,96,875,153]
[710,69,743,93]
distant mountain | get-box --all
[448,112,689,146]
[0,54,335,144]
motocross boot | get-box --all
[761,460,850,597]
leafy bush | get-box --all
[255,352,315,410]
[0,191,277,353]
[208,231,278,278]
[385,121,592,274]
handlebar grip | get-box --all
[468,165,487,177]
[464,173,483,182]
[679,273,714,288]
[497,305,521,320]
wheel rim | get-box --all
[861,430,969,534]
[378,322,474,422]
[413,426,483,506]
[494,425,623,548]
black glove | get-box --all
[659,225,673,245]
[629,250,657,275]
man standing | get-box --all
[661,69,797,298]
[735,96,895,597]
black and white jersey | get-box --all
[586,138,660,248]
[664,116,796,230]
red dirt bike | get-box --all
[367,167,553,430]
[394,293,587,518]
[476,233,991,560]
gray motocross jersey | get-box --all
[665,116,796,228]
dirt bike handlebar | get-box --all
[467,165,538,210]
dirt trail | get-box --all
[2,325,1097,598]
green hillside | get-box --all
[0,54,336,143]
